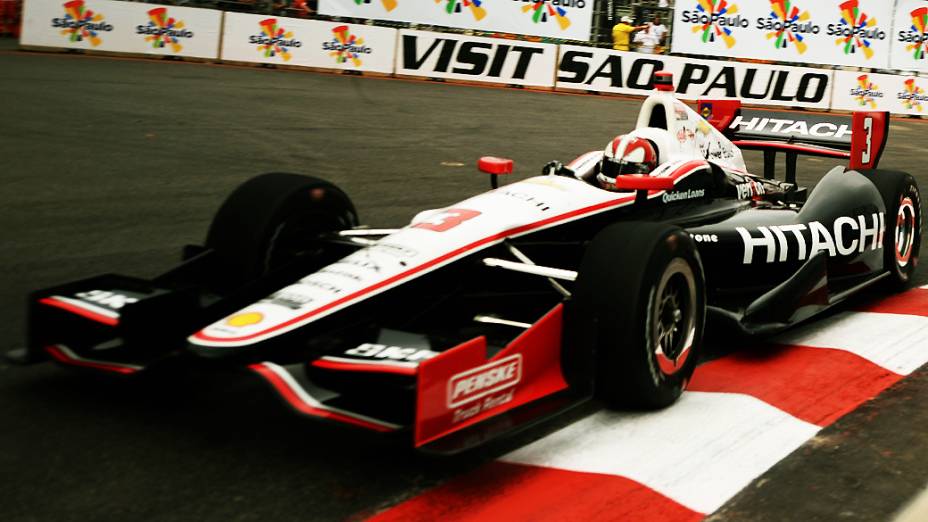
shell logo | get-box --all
[226,312,265,327]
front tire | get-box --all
[571,222,706,409]
[206,173,358,289]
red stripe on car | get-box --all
[310,358,418,376]
[249,363,399,432]
[39,297,119,326]
[193,195,637,344]
[45,345,140,375]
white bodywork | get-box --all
[191,176,638,347]
[190,92,745,348]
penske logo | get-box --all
[447,354,521,408]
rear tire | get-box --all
[206,173,358,289]
[571,222,706,409]
[859,169,922,289]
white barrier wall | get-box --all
[556,45,834,109]
[890,0,928,73]
[319,0,593,42]
[220,13,397,74]
[16,1,928,118]
[396,30,558,88]
[671,0,894,70]
[831,70,928,116]
[21,0,221,59]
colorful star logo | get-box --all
[329,25,364,66]
[522,1,571,30]
[835,0,877,59]
[691,0,739,48]
[436,0,486,22]
[59,0,106,46]
[908,7,928,60]
[902,79,925,112]
[766,0,811,54]
[257,18,295,61]
[143,8,185,52]
[853,74,880,108]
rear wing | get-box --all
[697,100,889,183]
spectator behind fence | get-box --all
[273,0,314,16]
[612,15,648,52]
[634,27,658,54]
[649,15,668,53]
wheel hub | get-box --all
[652,259,697,377]
[896,197,917,269]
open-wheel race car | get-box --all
[15,73,921,453]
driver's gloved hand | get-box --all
[542,161,574,177]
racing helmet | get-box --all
[597,135,659,190]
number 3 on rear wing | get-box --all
[697,100,889,181]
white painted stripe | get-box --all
[260,363,403,430]
[501,391,819,514]
[50,296,120,319]
[773,311,928,375]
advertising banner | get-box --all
[220,13,398,74]
[831,70,928,116]
[556,45,833,109]
[890,0,928,73]
[396,29,557,87]
[319,0,593,42]
[20,0,221,59]
[671,0,893,70]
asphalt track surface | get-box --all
[2,40,928,521]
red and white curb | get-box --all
[368,286,928,521]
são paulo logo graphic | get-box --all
[137,8,193,53]
[521,1,585,31]
[828,0,886,60]
[249,18,302,61]
[899,7,928,61]
[436,0,487,22]
[680,0,746,49]
[353,0,398,12]
[759,0,819,55]
[900,78,928,112]
[51,0,114,47]
[851,74,883,108]
[323,25,372,66]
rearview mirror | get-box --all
[478,157,514,189]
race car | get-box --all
[15,72,921,453]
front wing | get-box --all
[249,304,578,452]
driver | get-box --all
[597,135,659,191]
